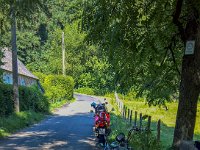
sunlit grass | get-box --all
[0,111,45,139]
[123,100,200,148]
[105,93,200,149]
[50,98,76,111]
[107,100,161,150]
[0,98,76,139]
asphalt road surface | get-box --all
[0,94,103,150]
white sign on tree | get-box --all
[185,41,195,55]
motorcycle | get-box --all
[91,102,111,145]
[94,111,111,144]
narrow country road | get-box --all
[0,94,103,150]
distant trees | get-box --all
[0,0,115,95]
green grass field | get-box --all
[123,100,200,147]
[105,93,200,149]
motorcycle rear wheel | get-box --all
[99,134,105,145]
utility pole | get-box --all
[11,3,19,112]
[62,31,66,76]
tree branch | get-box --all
[169,46,181,76]
[164,34,181,76]
[160,48,169,66]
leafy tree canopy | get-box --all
[82,0,185,104]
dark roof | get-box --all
[1,48,38,80]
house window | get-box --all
[20,78,26,86]
[3,73,12,84]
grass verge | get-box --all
[50,98,75,112]
[0,111,45,139]
[0,98,76,139]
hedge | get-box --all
[33,72,75,103]
[44,75,74,102]
[0,84,49,117]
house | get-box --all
[0,48,44,92]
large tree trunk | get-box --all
[11,2,19,113]
[173,9,200,147]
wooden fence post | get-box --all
[139,113,142,130]
[130,110,133,124]
[134,111,137,127]
[121,103,124,117]
[125,107,127,119]
[147,116,151,131]
[123,105,125,118]
[121,102,123,114]
[127,109,130,121]
[157,119,161,142]
[119,102,122,114]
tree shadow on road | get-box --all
[0,112,101,150]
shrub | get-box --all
[19,85,49,113]
[36,74,75,102]
[75,87,95,95]
[0,84,14,116]
[45,85,65,103]
[0,84,49,117]
[33,72,46,84]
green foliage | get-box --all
[19,85,49,113]
[0,84,49,117]
[34,73,75,102]
[17,31,40,64]
[50,98,75,111]
[82,0,182,103]
[0,84,14,116]
[44,75,74,101]
[33,72,46,84]
[130,131,161,150]
[0,111,44,138]
[1,0,115,96]
[108,111,161,150]
[27,21,115,95]
[111,93,200,148]
[75,87,95,95]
